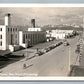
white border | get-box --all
[0,4,84,7]
[0,4,84,81]
[0,77,84,81]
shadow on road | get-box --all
[23,64,33,69]
[0,54,25,69]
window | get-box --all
[11,34,13,45]
[0,41,2,46]
[16,28,17,31]
[0,35,2,39]
[8,28,9,32]
[11,28,12,32]
[23,34,25,43]
[15,34,17,38]
[26,34,27,39]
[0,28,2,31]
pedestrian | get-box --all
[23,63,26,69]
[37,48,39,52]
[22,54,24,57]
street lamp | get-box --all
[25,40,28,60]
[28,39,30,46]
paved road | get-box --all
[0,36,79,76]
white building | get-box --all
[46,29,74,41]
[0,14,11,50]
[0,14,46,52]
[51,29,74,39]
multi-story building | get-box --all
[0,14,46,52]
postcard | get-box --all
[0,4,84,80]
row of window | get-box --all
[8,28,17,32]
[23,34,42,40]
[23,34,44,43]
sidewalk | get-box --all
[69,37,84,76]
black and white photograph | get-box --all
[0,4,84,78]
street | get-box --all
[0,36,79,76]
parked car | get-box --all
[63,41,69,46]
[49,45,54,50]
[56,41,63,47]
[44,47,50,52]
[75,48,80,53]
[55,43,59,47]
[41,49,47,53]
[35,51,44,56]
[59,42,63,45]
[75,44,80,53]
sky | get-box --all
[0,7,84,26]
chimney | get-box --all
[31,19,35,28]
[5,13,11,26]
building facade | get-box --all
[19,31,46,48]
[46,29,74,41]
[0,14,46,51]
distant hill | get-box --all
[42,26,83,31]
